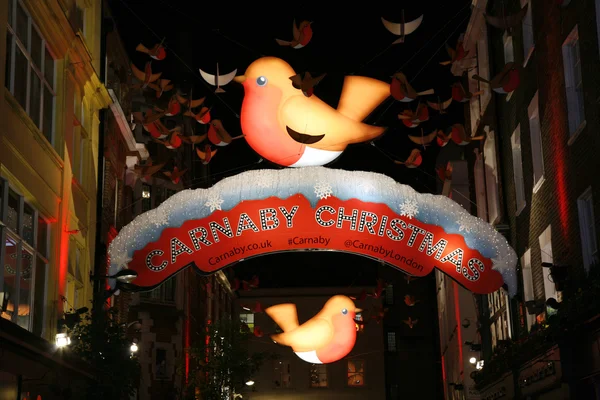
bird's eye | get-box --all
[256,76,268,86]
[342,308,348,315]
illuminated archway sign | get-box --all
[108,167,517,296]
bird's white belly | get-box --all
[295,350,323,364]
[289,146,343,167]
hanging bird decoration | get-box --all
[381,11,424,44]
[196,145,217,165]
[436,129,452,147]
[427,97,453,114]
[368,279,387,299]
[371,305,389,324]
[394,148,423,168]
[451,82,484,103]
[181,133,208,145]
[472,62,520,94]
[185,106,212,125]
[147,79,173,99]
[290,72,326,97]
[133,159,166,180]
[163,166,188,185]
[199,64,238,93]
[136,41,167,60]
[408,129,438,148]
[398,103,429,128]
[448,123,486,146]
[404,295,420,307]
[350,290,368,302]
[440,34,469,66]
[403,317,419,329]
[153,126,183,150]
[132,111,169,139]
[207,119,242,147]
[275,20,313,49]
[485,4,529,32]
[130,62,162,90]
[242,275,260,291]
[265,295,362,364]
[391,72,434,102]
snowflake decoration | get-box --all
[399,199,419,219]
[458,216,473,233]
[152,207,170,227]
[205,194,224,212]
[314,181,333,200]
[110,253,132,268]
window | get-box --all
[155,348,168,379]
[473,149,489,220]
[521,0,534,65]
[387,331,397,352]
[140,276,176,302]
[240,313,254,330]
[477,22,491,112]
[539,225,558,306]
[562,26,585,136]
[488,289,512,350]
[483,128,500,225]
[274,360,291,388]
[347,359,365,386]
[528,92,545,193]
[511,125,526,214]
[503,31,515,63]
[577,188,598,271]
[521,249,536,330]
[141,184,151,212]
[5,0,56,144]
[0,179,49,335]
[310,364,327,387]
[385,284,394,305]
[468,64,481,134]
[355,312,364,333]
[65,241,84,313]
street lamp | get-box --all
[55,332,71,348]
[130,339,139,353]
[469,357,477,364]
[90,268,138,284]
[245,380,255,386]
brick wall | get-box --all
[484,0,600,313]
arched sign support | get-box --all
[108,167,517,296]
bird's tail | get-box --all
[136,43,150,54]
[275,39,291,46]
[265,304,299,333]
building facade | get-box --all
[239,286,386,400]
[0,0,112,398]
[377,263,443,399]
[440,0,600,398]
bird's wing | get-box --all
[292,19,301,41]
[272,318,334,352]
[281,93,385,149]
[289,74,303,90]
[189,97,206,109]
[149,71,163,83]
[131,63,146,82]
[337,75,390,122]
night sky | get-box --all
[107,0,472,287]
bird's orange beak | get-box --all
[233,75,246,83]
[355,308,362,313]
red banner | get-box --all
[128,195,505,294]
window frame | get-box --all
[347,359,366,387]
[387,331,397,352]
[503,31,515,64]
[539,225,558,306]
[483,128,501,225]
[510,125,526,215]
[0,177,49,333]
[521,249,536,331]
[521,0,535,66]
[487,289,512,350]
[309,363,328,388]
[5,0,57,145]
[528,92,545,193]
[562,26,586,139]
[577,187,599,271]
